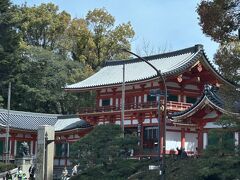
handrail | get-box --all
[78,101,192,114]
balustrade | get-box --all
[79,101,192,114]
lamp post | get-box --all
[122,49,167,180]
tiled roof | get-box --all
[55,115,91,131]
[0,109,58,130]
[0,109,90,131]
[65,45,201,90]
[66,44,232,90]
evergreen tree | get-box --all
[70,124,139,179]
[4,3,135,113]
[0,0,21,108]
[197,0,240,112]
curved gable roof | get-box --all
[170,85,239,122]
[65,45,201,90]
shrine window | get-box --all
[102,99,110,106]
[167,95,178,102]
[55,143,68,157]
[144,127,158,140]
[147,95,156,102]
[186,97,197,104]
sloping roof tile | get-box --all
[65,45,201,90]
[0,109,58,130]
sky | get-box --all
[12,0,219,61]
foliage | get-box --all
[204,129,236,157]
[9,46,94,114]
[0,162,16,173]
[15,3,71,50]
[15,6,135,71]
[0,0,21,105]
[69,125,240,180]
[197,0,240,113]
[215,42,240,84]
[69,124,138,178]
[197,0,240,43]
[1,2,135,113]
[0,3,136,113]
[70,8,135,70]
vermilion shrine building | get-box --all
[65,44,239,155]
[0,45,239,169]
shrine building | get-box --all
[65,44,240,155]
[0,44,239,168]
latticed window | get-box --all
[186,97,197,104]
[55,143,68,157]
[144,127,158,140]
[167,95,178,101]
[102,99,110,106]
[147,95,156,102]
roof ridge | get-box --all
[0,108,59,117]
[105,44,203,66]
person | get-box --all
[176,147,182,159]
[194,147,199,158]
[5,171,12,180]
[61,166,68,180]
[16,167,23,180]
[29,164,36,179]
[181,148,188,159]
[71,164,79,176]
[22,173,27,180]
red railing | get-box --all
[79,101,192,114]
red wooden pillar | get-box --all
[137,113,144,153]
[96,90,101,108]
[112,88,117,108]
[10,134,15,157]
[64,136,69,166]
[181,128,185,149]
[198,125,204,152]
[140,84,145,104]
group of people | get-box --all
[175,147,199,159]
[5,165,35,180]
[61,164,79,180]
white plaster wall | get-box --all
[185,84,199,90]
[166,131,181,151]
[152,118,158,123]
[132,120,138,124]
[203,133,208,149]
[185,133,197,152]
[235,132,239,146]
[204,122,222,129]
[143,119,150,124]
[144,94,147,102]
[115,121,120,125]
[138,96,141,103]
[125,120,131,125]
